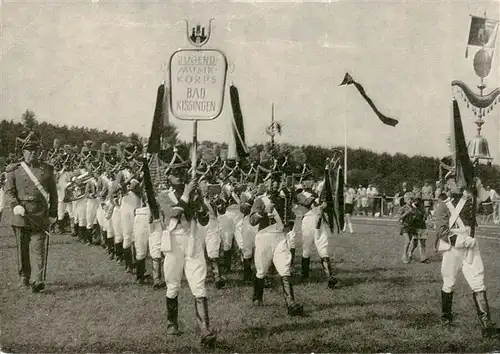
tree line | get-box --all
[1,110,499,195]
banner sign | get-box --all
[169,49,228,120]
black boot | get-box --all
[71,222,78,238]
[472,291,500,338]
[152,258,166,289]
[252,277,265,305]
[223,250,232,273]
[100,229,107,249]
[91,224,100,245]
[86,228,93,245]
[321,257,338,289]
[123,247,134,273]
[115,242,124,264]
[166,296,181,335]
[243,258,253,282]
[281,276,303,316]
[56,219,65,234]
[209,258,225,289]
[194,297,216,348]
[441,290,453,325]
[135,259,146,284]
[290,248,296,267]
[301,257,310,281]
[106,237,115,260]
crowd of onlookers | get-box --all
[344,180,500,225]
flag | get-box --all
[467,15,499,48]
[162,85,169,127]
[142,156,160,221]
[229,84,249,160]
[340,73,399,127]
[321,165,337,233]
[451,99,475,190]
[335,166,345,231]
[147,83,165,154]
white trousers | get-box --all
[301,213,330,259]
[254,225,292,279]
[86,198,99,229]
[287,215,303,249]
[219,206,243,251]
[96,203,108,232]
[239,216,257,259]
[74,199,87,227]
[441,243,485,293]
[121,193,141,249]
[199,217,221,259]
[112,205,122,243]
[133,207,150,260]
[57,201,72,220]
[163,230,207,298]
[149,220,162,259]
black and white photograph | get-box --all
[1,0,500,352]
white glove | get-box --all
[13,205,25,216]
[464,236,476,249]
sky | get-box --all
[2,0,500,161]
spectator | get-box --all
[488,186,500,225]
[412,185,422,199]
[359,185,368,216]
[399,192,417,264]
[406,197,430,263]
[343,184,355,233]
[368,184,379,217]
[421,181,434,215]
[434,180,443,199]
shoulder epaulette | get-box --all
[5,163,20,173]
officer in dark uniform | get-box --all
[4,131,58,292]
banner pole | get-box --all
[187,119,198,257]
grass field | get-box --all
[1,217,500,353]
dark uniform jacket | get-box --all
[249,191,294,232]
[4,161,58,231]
[166,185,210,230]
[434,194,476,246]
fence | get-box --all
[348,196,500,226]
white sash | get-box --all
[443,198,475,263]
[446,198,466,229]
[20,162,50,206]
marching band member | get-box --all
[85,161,101,245]
[132,167,151,285]
[160,165,216,347]
[4,131,58,292]
[299,182,337,289]
[219,179,243,273]
[198,180,226,289]
[249,177,304,316]
[55,158,72,234]
[237,185,258,282]
[96,166,111,251]
[435,174,500,338]
[109,168,124,265]
[73,162,90,244]
[117,144,142,273]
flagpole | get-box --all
[344,86,348,185]
[271,102,275,152]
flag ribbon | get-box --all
[340,73,399,127]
